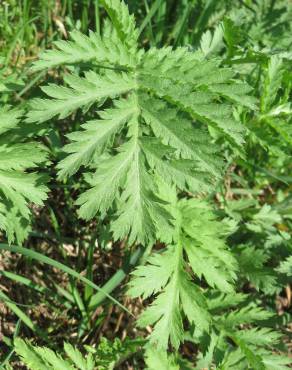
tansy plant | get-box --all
[4,0,289,369]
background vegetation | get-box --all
[0,0,291,368]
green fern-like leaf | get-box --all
[206,295,289,370]
[145,346,180,370]
[0,105,48,244]
[13,337,142,370]
[27,0,251,245]
[14,338,94,370]
[277,255,292,276]
[252,55,292,151]
[128,193,237,350]
[234,244,278,294]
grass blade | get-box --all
[89,247,143,310]
[0,244,133,317]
